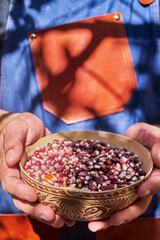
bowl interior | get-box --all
[20,130,153,192]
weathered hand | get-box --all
[0,112,75,228]
[88,123,160,232]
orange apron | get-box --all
[1,215,160,240]
[29,12,137,124]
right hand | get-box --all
[0,112,75,228]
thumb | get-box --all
[125,123,160,168]
[138,168,160,197]
[2,113,48,166]
[3,120,27,166]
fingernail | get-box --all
[90,227,98,232]
[89,225,101,232]
[40,215,48,221]
[24,195,30,201]
[121,220,128,225]
[6,149,15,164]
[157,153,160,161]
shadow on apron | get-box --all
[29,12,137,124]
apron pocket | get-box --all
[29,12,137,124]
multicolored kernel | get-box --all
[24,139,146,191]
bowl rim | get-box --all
[19,130,153,194]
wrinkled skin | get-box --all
[0,112,159,232]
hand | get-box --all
[0,112,75,228]
[88,123,160,232]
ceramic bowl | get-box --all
[20,131,153,221]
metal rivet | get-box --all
[30,33,37,40]
[114,14,120,21]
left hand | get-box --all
[88,123,160,232]
[0,112,75,228]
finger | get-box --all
[49,216,75,228]
[88,218,112,232]
[37,214,66,228]
[125,123,160,167]
[110,195,152,226]
[64,219,75,227]
[50,215,65,228]
[2,113,47,166]
[138,168,160,197]
[13,198,55,223]
[2,175,37,202]
[151,141,160,168]
[88,195,152,232]
[13,197,65,228]
[125,123,160,149]
[13,192,75,228]
[0,142,37,203]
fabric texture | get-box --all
[29,12,137,124]
[0,0,10,79]
[0,0,160,239]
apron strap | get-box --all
[138,0,154,5]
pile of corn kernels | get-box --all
[24,139,146,191]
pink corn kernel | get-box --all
[24,139,146,191]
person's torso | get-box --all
[0,0,160,218]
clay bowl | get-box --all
[20,131,153,221]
